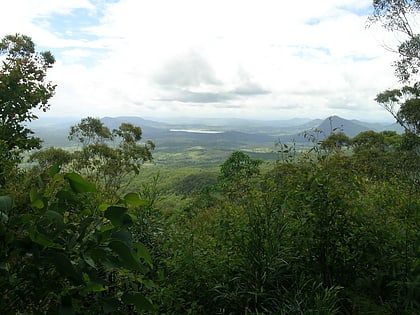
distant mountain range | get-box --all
[29,115,402,148]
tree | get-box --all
[369,0,420,83]
[219,151,262,199]
[398,95,420,135]
[69,117,155,201]
[68,116,112,145]
[352,130,386,153]
[0,34,55,185]
[375,83,420,135]
[370,2,420,142]
[29,147,73,170]
[320,132,351,151]
[0,34,55,157]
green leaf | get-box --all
[124,192,148,207]
[104,206,132,227]
[82,254,96,268]
[64,172,97,193]
[111,230,132,246]
[31,199,45,209]
[29,227,63,249]
[108,240,145,272]
[48,163,61,177]
[135,242,152,266]
[44,210,64,229]
[98,203,111,211]
[30,188,44,209]
[81,281,107,294]
[122,292,154,312]
[76,217,94,243]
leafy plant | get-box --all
[0,165,154,314]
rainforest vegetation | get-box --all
[1,1,420,314]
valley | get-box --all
[31,115,400,166]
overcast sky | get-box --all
[0,0,410,121]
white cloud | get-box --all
[0,0,406,121]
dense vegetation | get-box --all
[3,118,420,314]
[1,2,420,313]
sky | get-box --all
[0,0,412,122]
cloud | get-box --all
[0,0,405,121]
[154,51,221,88]
[160,90,235,104]
[232,82,270,96]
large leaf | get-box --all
[48,163,61,177]
[81,281,107,294]
[29,226,63,249]
[44,210,64,230]
[111,230,132,246]
[104,206,132,227]
[30,188,44,209]
[108,240,146,272]
[124,192,148,207]
[122,292,154,312]
[135,242,152,266]
[64,173,97,193]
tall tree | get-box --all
[0,34,55,185]
[375,83,420,135]
[0,34,56,155]
[370,1,420,139]
[69,117,155,201]
[369,0,420,83]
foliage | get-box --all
[369,0,420,83]
[29,147,73,170]
[219,151,263,199]
[370,1,420,143]
[0,166,154,314]
[0,34,55,183]
[320,132,351,151]
[148,139,420,314]
[174,171,218,196]
[1,20,420,314]
[375,83,420,135]
[67,117,155,201]
[69,116,112,145]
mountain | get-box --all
[277,115,400,143]
[28,117,79,147]
[29,115,401,149]
[100,116,169,140]
[316,116,370,137]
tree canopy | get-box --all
[0,34,55,185]
[371,1,420,142]
[0,34,56,155]
[67,117,155,201]
[369,0,420,83]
